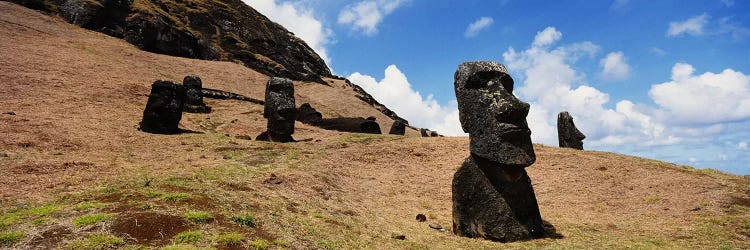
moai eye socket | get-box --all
[465,71,514,93]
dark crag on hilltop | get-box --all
[11,0,332,82]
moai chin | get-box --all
[452,61,545,242]
[557,111,585,150]
[256,77,296,142]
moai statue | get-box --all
[452,61,545,242]
[256,77,296,142]
[183,75,211,113]
[140,80,186,134]
[389,119,406,135]
[296,103,322,124]
[420,128,429,137]
[557,111,585,150]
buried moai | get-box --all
[557,111,585,150]
[256,77,296,142]
[452,61,545,242]
[140,80,187,134]
[389,119,406,135]
[183,75,211,113]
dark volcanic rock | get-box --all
[310,117,381,134]
[201,88,264,105]
[557,111,585,150]
[420,128,429,137]
[256,77,296,142]
[140,80,186,134]
[296,103,322,124]
[388,120,406,135]
[182,75,211,113]
[452,61,545,242]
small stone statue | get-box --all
[389,119,406,135]
[557,111,585,150]
[140,80,186,134]
[256,77,296,142]
[452,61,545,242]
[183,75,211,113]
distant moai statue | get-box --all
[420,128,429,137]
[183,75,211,113]
[557,111,585,150]
[389,119,406,135]
[140,80,186,134]
[452,61,545,242]
[296,103,323,124]
[256,77,296,142]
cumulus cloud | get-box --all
[247,0,333,63]
[464,17,494,38]
[600,51,631,80]
[532,27,563,47]
[649,63,750,124]
[347,65,464,136]
[667,13,709,37]
[338,0,407,36]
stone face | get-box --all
[310,117,381,134]
[140,80,186,134]
[389,120,406,135]
[452,61,545,242]
[296,103,322,124]
[454,61,535,166]
[183,75,211,113]
[557,111,585,150]
[257,77,296,142]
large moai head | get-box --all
[140,80,186,134]
[264,77,296,136]
[557,111,585,150]
[389,119,407,135]
[454,61,535,166]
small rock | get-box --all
[223,155,232,159]
[199,155,207,159]
[690,207,701,211]
[264,174,284,185]
[3,112,16,115]
[429,223,443,230]
[596,166,607,171]
[416,214,426,222]
[391,233,406,240]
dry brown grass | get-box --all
[1,2,749,249]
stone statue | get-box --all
[557,111,585,150]
[183,75,211,113]
[452,61,545,242]
[140,80,186,134]
[389,119,406,135]
[256,77,296,142]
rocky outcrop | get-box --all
[140,80,186,134]
[557,111,585,150]
[201,88,263,105]
[256,77,296,142]
[452,61,545,242]
[12,0,331,82]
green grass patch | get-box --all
[231,214,256,227]
[184,211,212,223]
[73,201,111,211]
[159,244,203,250]
[272,239,289,247]
[1,204,62,228]
[214,232,243,245]
[68,234,125,250]
[248,239,270,250]
[0,231,24,247]
[174,230,203,244]
[72,213,113,227]
[162,193,191,202]
[31,217,51,226]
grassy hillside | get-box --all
[1,2,749,249]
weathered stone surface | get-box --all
[140,80,186,134]
[452,156,544,242]
[452,61,545,242]
[310,117,381,134]
[296,103,322,124]
[557,111,585,150]
[257,77,296,142]
[388,120,406,135]
[182,75,211,113]
[454,61,535,166]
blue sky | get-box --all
[249,0,749,174]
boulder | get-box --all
[139,80,186,134]
[256,77,296,142]
[452,61,545,242]
[182,75,211,113]
[388,120,406,135]
[557,111,585,150]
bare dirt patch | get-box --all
[110,212,189,245]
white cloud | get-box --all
[532,26,563,47]
[667,13,709,37]
[464,17,494,38]
[600,51,631,80]
[739,142,748,150]
[649,63,750,124]
[338,0,407,36]
[650,47,667,56]
[347,65,464,136]
[247,0,333,64]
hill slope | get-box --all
[1,2,750,249]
